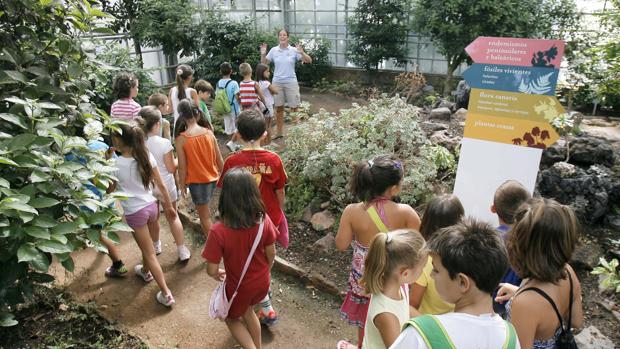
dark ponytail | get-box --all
[137,106,162,135]
[175,64,194,100]
[350,155,404,202]
[115,123,153,190]
[174,99,209,139]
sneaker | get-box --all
[234,144,244,151]
[105,265,128,277]
[226,141,235,152]
[156,291,175,307]
[257,309,278,326]
[153,240,162,255]
[177,245,191,262]
[134,264,154,282]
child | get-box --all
[491,180,531,316]
[255,63,278,144]
[194,79,214,129]
[217,110,288,326]
[203,167,277,349]
[147,93,172,141]
[110,72,140,120]
[410,194,464,316]
[138,106,191,262]
[355,230,427,349]
[168,64,200,128]
[215,62,241,152]
[335,155,421,349]
[175,99,223,238]
[110,123,176,306]
[238,63,266,111]
[495,198,583,349]
[391,218,519,349]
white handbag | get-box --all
[209,218,264,320]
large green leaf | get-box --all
[0,113,27,129]
[36,240,72,254]
[0,178,9,188]
[8,133,37,150]
[61,256,74,272]
[30,170,51,183]
[51,221,80,235]
[0,312,18,327]
[0,157,18,166]
[32,215,57,228]
[29,197,60,208]
[17,245,52,271]
[3,70,27,83]
[24,226,51,239]
[86,211,113,225]
[1,201,38,215]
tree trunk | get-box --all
[133,37,143,68]
[443,63,456,97]
[166,53,178,84]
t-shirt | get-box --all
[170,86,194,124]
[198,100,213,125]
[239,80,258,108]
[216,78,240,116]
[180,130,220,184]
[110,98,141,120]
[218,149,287,225]
[113,153,157,215]
[362,287,410,349]
[145,135,176,195]
[202,215,278,298]
[266,45,302,84]
[415,256,455,315]
[391,313,521,349]
[258,80,274,107]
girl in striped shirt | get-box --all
[238,63,266,111]
[110,72,141,120]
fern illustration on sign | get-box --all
[518,72,554,95]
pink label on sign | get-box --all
[466,37,565,68]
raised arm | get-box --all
[255,82,266,104]
[295,44,312,64]
[260,43,270,64]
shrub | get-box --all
[592,258,620,293]
[0,0,128,326]
[283,96,449,215]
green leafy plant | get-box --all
[346,0,410,71]
[283,96,443,215]
[592,258,620,293]
[551,112,582,162]
[314,79,363,97]
[0,0,129,326]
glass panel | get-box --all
[316,11,336,25]
[293,24,315,34]
[295,11,315,25]
[337,0,346,11]
[316,26,336,35]
[316,0,336,10]
[269,12,284,28]
[408,45,418,59]
[256,14,270,29]
[233,0,252,9]
[418,59,432,73]
[227,11,252,21]
[256,0,270,9]
[432,61,448,75]
[418,43,433,59]
[295,0,315,10]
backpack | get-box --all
[214,80,233,115]
[403,314,518,349]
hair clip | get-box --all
[386,232,393,243]
[393,161,402,170]
[367,159,374,168]
[177,69,183,75]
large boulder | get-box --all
[569,135,615,167]
[454,108,468,122]
[429,107,452,121]
[430,130,462,151]
[575,326,615,349]
[309,233,336,254]
[541,140,567,166]
[455,80,471,110]
[310,210,336,231]
[537,162,615,224]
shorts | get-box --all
[276,213,289,248]
[227,282,270,319]
[188,182,216,206]
[273,82,301,108]
[125,201,158,229]
[265,103,274,118]
[223,112,237,135]
[340,291,370,328]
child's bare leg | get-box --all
[195,203,212,239]
[165,200,185,246]
[225,310,259,349]
[275,106,284,137]
[243,306,262,349]
[264,118,272,144]
[133,224,171,295]
[100,234,121,262]
[149,203,161,243]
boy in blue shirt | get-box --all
[216,62,241,151]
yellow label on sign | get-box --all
[469,88,565,122]
[465,113,559,149]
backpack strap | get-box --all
[403,315,457,349]
[503,320,518,349]
[223,80,234,105]
[366,206,389,233]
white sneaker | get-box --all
[134,264,153,282]
[226,141,235,152]
[177,245,191,262]
[156,291,175,307]
[153,240,162,255]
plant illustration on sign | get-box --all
[511,126,551,149]
[518,72,554,95]
[533,98,560,121]
[531,45,559,68]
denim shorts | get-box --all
[188,182,216,206]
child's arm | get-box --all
[268,83,278,95]
[409,283,426,311]
[567,265,584,329]
[152,166,175,216]
[163,150,177,174]
[206,262,225,281]
[190,89,200,108]
[211,133,224,173]
[335,205,354,251]
[106,181,117,194]
[162,119,171,141]
[402,204,421,230]
[166,90,174,115]
[176,136,188,197]
[275,188,285,209]
[374,312,402,348]
[255,82,266,104]
[265,243,276,268]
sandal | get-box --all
[272,135,284,140]
[336,340,357,349]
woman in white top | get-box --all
[168,64,200,128]
[138,106,190,262]
[338,230,427,349]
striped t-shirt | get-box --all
[110,98,141,120]
[239,80,258,109]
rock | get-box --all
[273,256,305,278]
[310,210,336,231]
[569,135,615,167]
[320,201,330,209]
[541,140,567,166]
[454,108,468,121]
[537,162,614,224]
[455,80,471,109]
[429,107,452,121]
[301,206,313,223]
[420,121,448,135]
[575,326,615,349]
[310,233,335,254]
[59,303,68,311]
[605,213,620,231]
[430,130,462,151]
[570,243,604,270]
[437,100,456,112]
[422,85,435,93]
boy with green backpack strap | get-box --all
[215,62,241,152]
[391,218,521,349]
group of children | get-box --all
[335,156,583,349]
[102,63,584,349]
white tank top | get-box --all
[170,86,194,124]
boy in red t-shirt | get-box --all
[217,109,288,326]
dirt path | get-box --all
[51,219,355,348]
